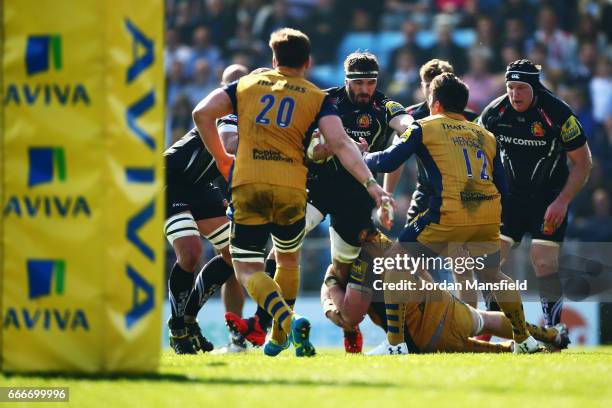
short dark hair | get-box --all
[269,28,311,68]
[419,59,454,83]
[343,51,379,73]
[430,73,469,113]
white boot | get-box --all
[365,339,409,355]
[513,335,542,354]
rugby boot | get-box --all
[168,317,197,355]
[513,335,545,354]
[365,339,409,356]
[290,314,316,357]
[225,312,267,347]
[185,320,214,353]
[344,327,363,353]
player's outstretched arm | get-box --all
[364,124,422,173]
[318,115,392,208]
[192,88,235,179]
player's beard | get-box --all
[347,87,372,107]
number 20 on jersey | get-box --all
[255,94,295,128]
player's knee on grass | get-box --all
[173,236,202,272]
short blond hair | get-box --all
[269,28,311,68]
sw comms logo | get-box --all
[2,147,91,218]
[2,259,90,331]
[26,35,62,75]
[3,34,90,106]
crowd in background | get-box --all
[164,0,612,247]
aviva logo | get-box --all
[28,147,66,187]
[27,259,65,299]
[3,259,90,331]
[2,146,91,218]
[26,35,63,75]
[3,34,90,106]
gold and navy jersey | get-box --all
[365,112,508,226]
[224,69,336,190]
[404,101,479,219]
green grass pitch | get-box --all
[2,347,612,407]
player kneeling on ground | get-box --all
[321,229,570,354]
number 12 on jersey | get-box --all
[462,148,489,180]
[255,94,295,128]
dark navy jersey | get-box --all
[164,115,237,186]
[310,87,407,181]
[478,88,587,194]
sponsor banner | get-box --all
[1,0,164,372]
[102,0,164,373]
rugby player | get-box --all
[384,59,479,307]
[192,28,392,357]
[305,52,413,353]
[320,235,570,354]
[478,59,592,328]
[364,73,541,354]
[165,65,271,355]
